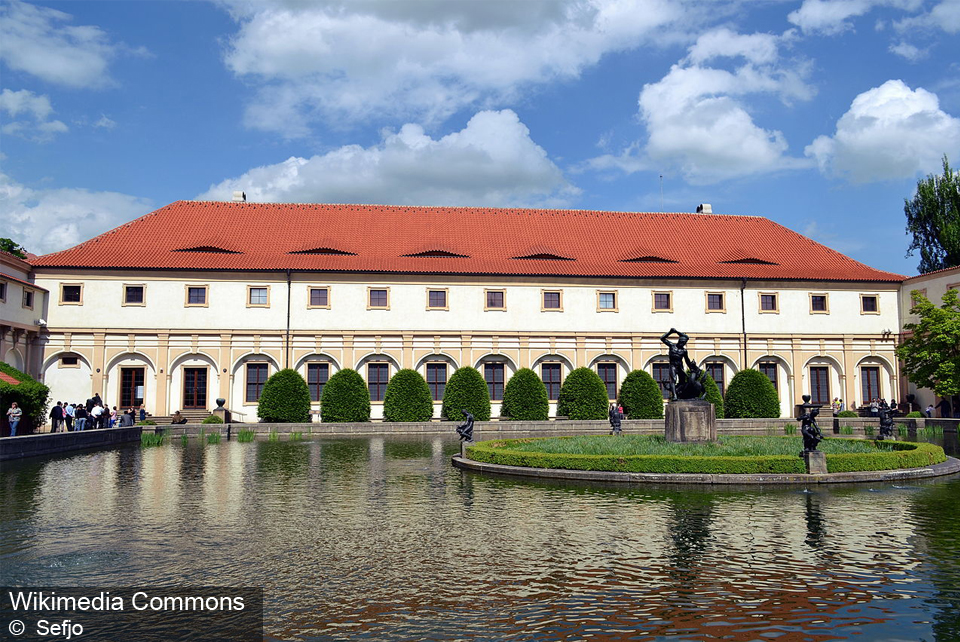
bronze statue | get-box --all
[878,407,895,440]
[798,395,823,452]
[456,410,474,442]
[660,328,706,400]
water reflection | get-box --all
[0,433,958,641]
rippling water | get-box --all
[2,434,959,641]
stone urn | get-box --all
[216,398,226,409]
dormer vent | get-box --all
[696,203,712,214]
[233,191,246,203]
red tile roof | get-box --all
[0,372,21,386]
[31,201,905,282]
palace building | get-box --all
[14,199,909,421]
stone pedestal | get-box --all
[802,450,827,474]
[664,400,716,442]
[213,407,231,423]
[460,440,472,459]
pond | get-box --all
[2,432,959,641]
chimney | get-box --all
[232,191,247,203]
[696,203,712,214]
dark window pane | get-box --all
[310,288,328,307]
[61,356,78,366]
[861,366,880,403]
[249,287,268,305]
[811,295,827,311]
[484,363,504,400]
[543,291,560,309]
[706,362,724,397]
[599,293,616,309]
[542,363,562,400]
[810,367,829,405]
[368,363,389,401]
[759,361,778,391]
[654,293,671,310]
[707,293,723,310]
[487,291,504,309]
[426,363,447,401]
[597,363,617,399]
[125,286,144,304]
[862,296,878,312]
[429,290,446,308]
[62,285,81,302]
[245,363,268,402]
[761,294,777,310]
[652,364,671,399]
[307,363,329,402]
[188,287,206,304]
[370,289,388,307]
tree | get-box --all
[441,367,491,422]
[0,361,50,434]
[383,369,434,422]
[501,368,549,421]
[724,369,781,418]
[0,238,27,259]
[557,367,609,420]
[896,289,960,398]
[618,369,664,419]
[321,369,371,423]
[257,368,312,422]
[905,155,960,274]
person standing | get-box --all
[49,402,64,433]
[6,402,22,437]
[75,404,87,431]
[109,406,118,428]
[925,404,934,418]
[64,403,75,431]
[139,404,146,423]
[90,404,103,429]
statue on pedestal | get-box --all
[878,407,895,440]
[660,328,706,400]
[798,395,823,452]
[456,410,474,442]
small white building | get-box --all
[27,200,906,421]
[1,250,48,378]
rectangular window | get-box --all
[542,290,562,310]
[652,363,671,399]
[22,289,33,309]
[427,289,448,310]
[861,366,880,403]
[368,363,389,402]
[124,285,145,306]
[810,366,830,405]
[245,363,268,403]
[810,294,828,313]
[186,285,208,306]
[706,292,725,312]
[60,356,79,367]
[60,284,82,305]
[542,363,562,400]
[426,363,447,401]
[484,363,504,401]
[758,361,778,392]
[307,363,329,402]
[706,362,725,397]
[0,281,6,303]
[653,291,672,311]
[485,289,505,310]
[861,294,879,314]
[759,293,778,313]
[597,363,617,399]
[598,291,617,311]
[308,287,330,308]
[368,288,389,309]
[248,286,269,307]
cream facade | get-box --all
[0,251,48,377]
[31,268,902,421]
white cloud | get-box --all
[0,173,153,255]
[0,0,127,88]
[788,0,922,35]
[889,40,928,60]
[587,29,815,184]
[93,114,116,129]
[894,0,960,33]
[0,89,67,142]
[198,109,579,207]
[219,0,686,137]
[805,79,960,182]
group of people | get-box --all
[608,403,625,435]
[46,394,146,433]
[830,398,845,413]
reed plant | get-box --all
[180,434,189,446]
[840,426,854,435]
[898,424,910,436]
[207,432,221,444]
[141,432,166,447]
[291,432,303,441]
[237,429,256,442]
[268,430,280,442]
[864,426,875,436]
[784,425,797,435]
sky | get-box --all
[1,0,959,277]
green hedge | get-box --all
[0,361,50,433]
[837,410,858,418]
[257,368,312,422]
[202,414,224,424]
[702,371,724,419]
[441,367,490,422]
[618,370,664,419]
[466,438,945,474]
[321,368,371,423]
[724,369,780,418]
[501,368,549,421]
[383,369,434,422]
[557,367,609,420]
[905,411,924,418]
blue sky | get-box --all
[2,0,959,276]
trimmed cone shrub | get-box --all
[383,369,434,422]
[501,368,549,421]
[618,369,664,419]
[557,367,609,420]
[724,368,781,418]
[700,372,724,419]
[258,368,311,422]
[905,411,924,418]
[0,361,50,434]
[837,410,858,418]
[441,367,491,422]
[202,414,224,424]
[321,368,371,423]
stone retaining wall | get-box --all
[0,426,143,461]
